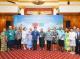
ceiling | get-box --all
[0,0,80,2]
[0,0,80,13]
[0,0,80,8]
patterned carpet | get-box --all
[0,48,80,59]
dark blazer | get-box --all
[31,30,40,40]
[77,31,80,39]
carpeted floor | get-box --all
[0,49,80,59]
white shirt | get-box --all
[69,31,77,40]
[22,30,27,39]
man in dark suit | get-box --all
[75,28,80,54]
[31,27,40,50]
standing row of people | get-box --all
[0,26,80,55]
[64,27,80,55]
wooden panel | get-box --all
[0,15,13,33]
[61,13,80,28]
[0,16,6,32]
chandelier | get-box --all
[32,0,45,5]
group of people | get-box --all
[0,25,80,55]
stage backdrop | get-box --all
[14,15,63,31]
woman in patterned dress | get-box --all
[64,28,70,52]
[1,28,7,51]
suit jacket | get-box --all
[77,31,80,39]
[31,30,40,40]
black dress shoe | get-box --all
[75,52,78,54]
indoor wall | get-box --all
[0,15,14,32]
[61,13,80,29]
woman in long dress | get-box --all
[27,28,33,50]
[64,28,70,52]
[21,27,28,50]
[1,28,7,51]
[69,29,76,54]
